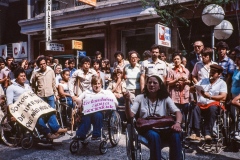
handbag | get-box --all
[136,98,175,131]
[136,115,175,130]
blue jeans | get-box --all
[142,130,182,160]
[41,95,55,108]
[76,112,103,138]
[66,97,74,108]
[175,103,189,124]
[37,114,60,135]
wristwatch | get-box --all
[175,121,182,124]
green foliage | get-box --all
[140,0,236,27]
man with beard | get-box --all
[188,64,227,142]
[140,44,167,92]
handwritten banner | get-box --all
[82,94,116,115]
[9,91,55,131]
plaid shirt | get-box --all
[218,56,235,80]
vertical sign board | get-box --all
[78,0,96,6]
[155,24,171,48]
[0,45,7,59]
[45,0,52,49]
[12,42,28,59]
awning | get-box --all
[18,0,158,35]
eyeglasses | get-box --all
[194,45,202,48]
[131,57,138,59]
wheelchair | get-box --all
[55,97,74,131]
[229,105,240,152]
[0,103,63,149]
[20,126,57,150]
[69,110,122,154]
[126,117,186,160]
[1,113,24,147]
[185,105,231,154]
[0,96,24,147]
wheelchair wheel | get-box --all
[99,140,108,154]
[70,140,79,154]
[108,111,122,147]
[126,124,134,160]
[1,114,23,147]
[21,135,33,150]
[81,141,89,146]
[126,123,142,160]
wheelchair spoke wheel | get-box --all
[21,136,33,150]
[126,124,132,159]
[81,141,89,146]
[70,140,79,154]
[1,114,23,147]
[99,140,108,154]
[108,111,122,147]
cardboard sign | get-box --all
[12,42,28,59]
[82,94,116,115]
[9,91,55,131]
[0,45,7,59]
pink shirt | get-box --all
[0,67,10,79]
[166,66,190,104]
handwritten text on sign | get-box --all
[82,95,116,115]
[9,91,55,131]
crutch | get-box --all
[70,102,77,136]
[56,99,64,129]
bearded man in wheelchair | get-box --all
[124,74,183,160]
[72,76,118,141]
[6,67,66,139]
[188,64,227,142]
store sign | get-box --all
[78,0,96,6]
[155,24,171,48]
[46,42,64,51]
[72,40,83,50]
[12,42,28,59]
[0,45,7,59]
[77,50,86,57]
[45,0,52,42]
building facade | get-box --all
[1,0,239,64]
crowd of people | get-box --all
[0,41,240,160]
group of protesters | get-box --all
[0,41,240,159]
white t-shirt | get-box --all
[196,78,227,105]
[131,94,180,118]
[124,63,141,90]
[192,61,217,81]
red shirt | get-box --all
[166,66,190,104]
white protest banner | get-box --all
[12,42,28,59]
[9,91,55,131]
[82,94,116,115]
[0,45,7,59]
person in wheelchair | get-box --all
[6,67,67,139]
[124,74,183,160]
[188,64,227,142]
[72,76,118,141]
[232,94,240,140]
[58,70,74,106]
[58,70,75,127]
